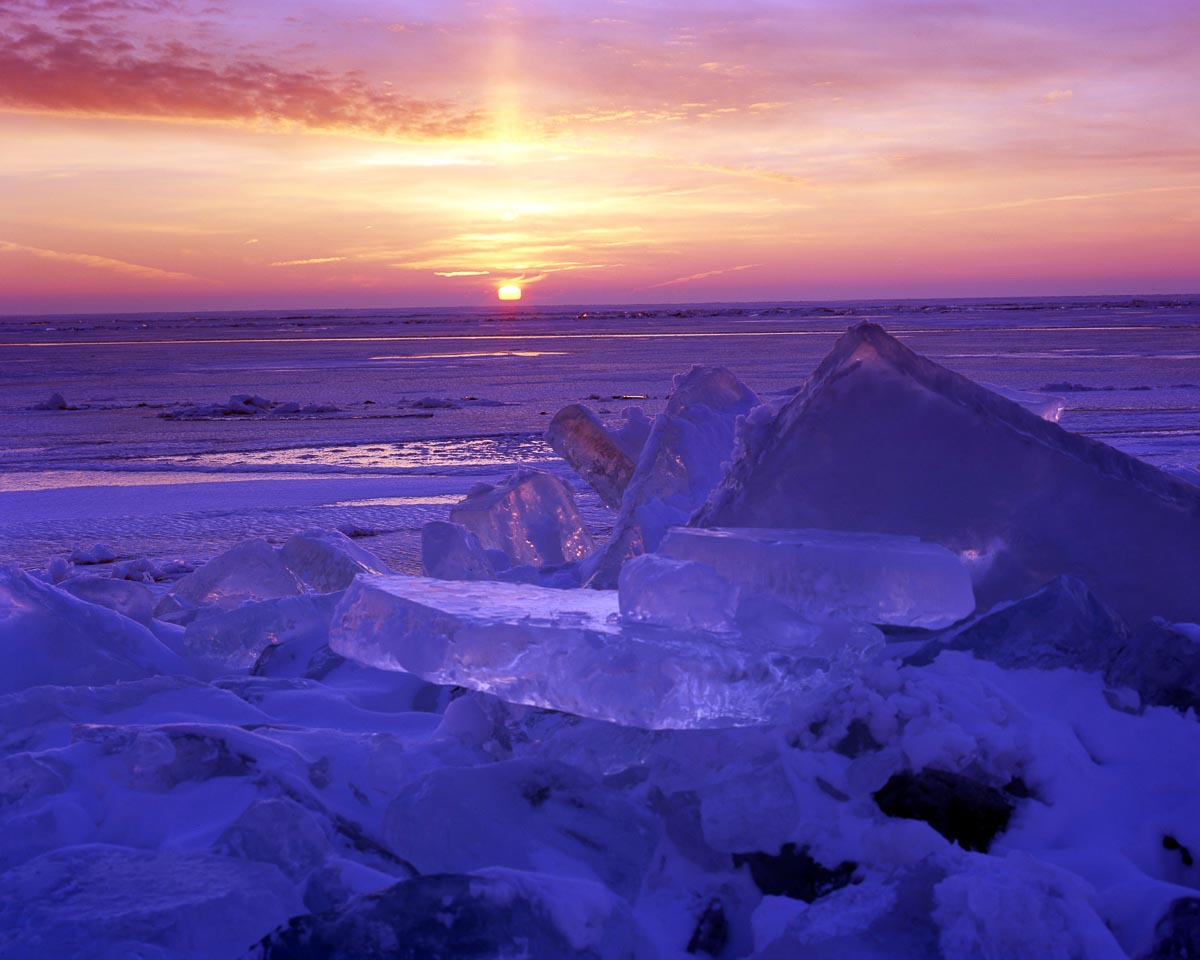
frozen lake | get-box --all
[2,296,1198,568]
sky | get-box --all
[1,0,1198,313]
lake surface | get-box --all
[2,296,1198,568]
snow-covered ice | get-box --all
[659,526,976,629]
[0,565,182,693]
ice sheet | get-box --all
[329,575,880,729]
[659,526,975,629]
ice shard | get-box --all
[329,575,879,729]
[448,470,594,567]
[420,520,495,580]
[698,323,1200,626]
[279,528,389,593]
[546,403,637,508]
[585,365,760,587]
[657,527,975,629]
[162,538,303,612]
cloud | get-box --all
[435,270,490,277]
[0,238,198,280]
[0,21,483,138]
[269,256,347,266]
[646,264,759,289]
[1040,89,1074,105]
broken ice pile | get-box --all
[583,365,760,587]
[698,322,1200,627]
[329,575,883,729]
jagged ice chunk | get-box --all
[585,365,759,587]
[420,520,495,580]
[448,470,594,567]
[546,403,637,508]
[278,528,389,593]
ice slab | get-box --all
[420,520,495,580]
[658,527,975,629]
[617,553,739,633]
[698,323,1200,626]
[279,528,389,593]
[329,575,880,729]
[448,470,594,567]
[586,365,760,588]
[546,403,637,507]
[0,565,183,693]
[162,538,303,612]
[181,594,339,671]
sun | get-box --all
[497,284,522,301]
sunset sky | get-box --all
[1,0,1197,313]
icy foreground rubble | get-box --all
[7,320,1200,958]
[329,575,882,729]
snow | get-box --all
[0,845,303,960]
[448,469,595,567]
[0,565,183,693]
[658,526,976,629]
[698,322,1200,628]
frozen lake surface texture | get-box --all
[1,297,1200,959]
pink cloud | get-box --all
[0,16,482,137]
